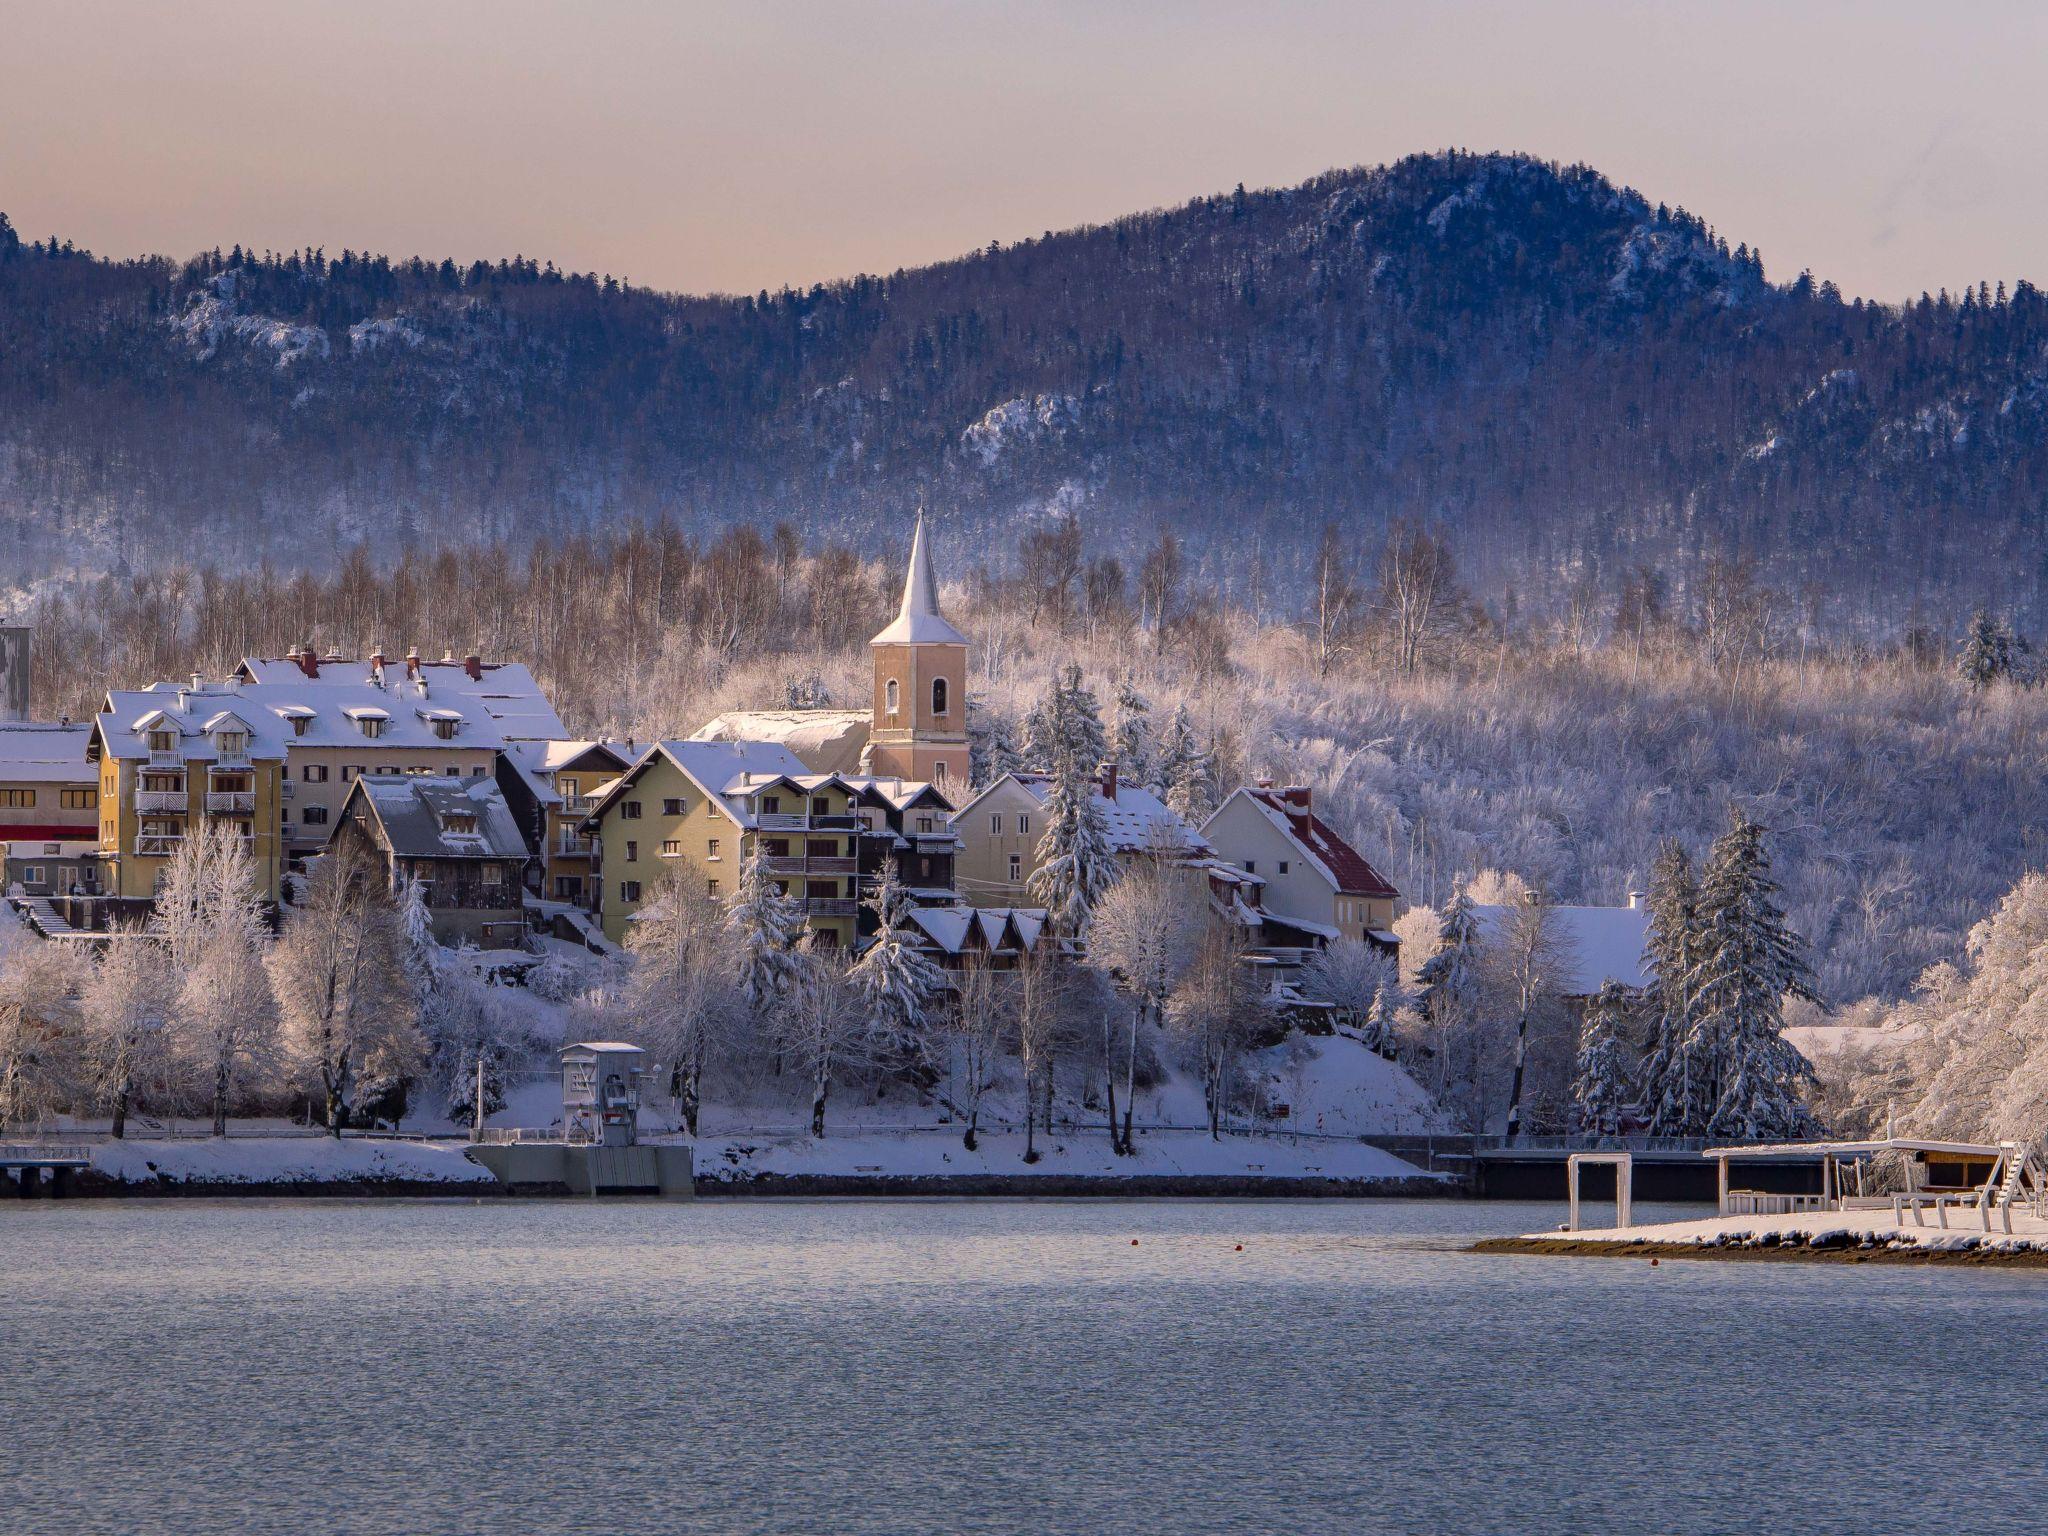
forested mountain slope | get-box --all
[5,150,2048,623]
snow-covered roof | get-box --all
[97,678,507,760]
[906,905,1048,955]
[347,775,529,861]
[689,709,871,775]
[1206,786,1399,899]
[869,513,968,647]
[0,722,95,784]
[233,655,567,739]
[501,739,631,808]
[968,771,1209,855]
[586,739,814,829]
[1470,902,1653,995]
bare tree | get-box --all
[0,917,83,1133]
[947,955,1007,1150]
[1012,948,1069,1164]
[1490,889,1580,1141]
[626,874,741,1137]
[1376,518,1462,676]
[1168,925,1271,1138]
[157,821,277,1136]
[776,942,863,1138]
[1304,523,1361,678]
[1087,859,1204,1154]
[80,928,180,1138]
[272,837,421,1135]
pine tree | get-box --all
[1689,810,1821,1140]
[724,841,809,1013]
[1029,748,1116,935]
[1109,676,1155,786]
[1572,980,1639,1140]
[1154,703,1215,818]
[1957,610,2012,689]
[967,701,1025,788]
[1640,841,1711,1136]
[849,860,946,1077]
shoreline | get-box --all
[1473,1234,2048,1268]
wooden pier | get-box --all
[2,1143,92,1196]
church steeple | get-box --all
[867,512,970,794]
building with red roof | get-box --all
[1201,782,1399,952]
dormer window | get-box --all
[442,811,477,834]
[147,729,177,754]
[430,719,456,740]
[885,679,900,716]
[215,730,248,760]
[360,717,386,739]
[931,677,948,716]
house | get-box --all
[496,739,633,907]
[331,775,533,948]
[901,905,1051,972]
[1202,783,1400,951]
[685,512,969,794]
[233,648,568,740]
[1468,897,1653,1000]
[88,680,291,909]
[948,762,1207,907]
[0,722,102,895]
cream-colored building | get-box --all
[0,721,102,897]
[1201,784,1399,948]
[948,764,1207,907]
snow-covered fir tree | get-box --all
[724,840,809,1014]
[1572,980,1639,1140]
[967,700,1025,788]
[1956,610,2017,690]
[849,859,946,1078]
[1689,809,1822,1139]
[1153,702,1216,818]
[1639,840,1711,1136]
[1028,734,1116,936]
[1109,676,1155,787]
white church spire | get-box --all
[869,510,968,646]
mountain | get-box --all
[4,150,2047,625]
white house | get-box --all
[1201,783,1399,949]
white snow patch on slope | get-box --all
[962,393,1080,465]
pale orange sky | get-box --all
[4,1,2041,303]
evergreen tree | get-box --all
[1957,610,2013,689]
[1028,671,1117,935]
[1109,676,1155,786]
[1154,702,1216,819]
[1572,981,1639,1139]
[967,701,1025,788]
[1688,810,1821,1139]
[1640,841,1711,1136]
[724,841,808,1013]
[849,860,946,1077]
[1416,891,1482,1017]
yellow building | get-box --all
[497,738,632,907]
[89,682,290,904]
[581,740,866,948]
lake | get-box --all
[2,1198,2043,1535]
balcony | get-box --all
[556,835,593,857]
[206,792,256,814]
[756,813,807,830]
[135,790,187,813]
[763,854,857,876]
[133,834,183,857]
[800,898,857,918]
[147,749,184,768]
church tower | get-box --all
[868,513,969,794]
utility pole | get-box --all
[471,1056,485,1143]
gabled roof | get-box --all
[343,775,529,862]
[583,739,814,830]
[906,904,1048,955]
[957,771,1209,855]
[501,739,632,808]
[689,708,871,775]
[1207,787,1398,899]
[97,677,506,760]
[869,512,968,646]
[96,685,295,763]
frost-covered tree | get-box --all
[724,840,808,1016]
[271,838,421,1134]
[1573,980,1640,1140]
[1640,841,1711,1136]
[849,860,946,1079]
[157,821,276,1135]
[1012,947,1071,1165]
[626,875,739,1136]
[1087,859,1203,1153]
[1956,610,2018,690]
[1414,889,1485,1117]
[1029,701,1117,938]
[80,928,180,1138]
[1153,703,1216,819]
[947,955,1008,1151]
[1689,810,1821,1139]
[967,701,1025,789]
[0,915,83,1133]
[1023,664,1106,775]
[1903,874,2048,1140]
[1300,935,1401,1053]
[1168,924,1269,1138]
[1490,888,1578,1141]
[1109,676,1155,787]
[777,942,862,1138]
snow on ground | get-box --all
[87,1136,493,1187]
[1530,1205,2048,1256]
[689,1127,1429,1184]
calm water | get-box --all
[2,1197,2044,1536]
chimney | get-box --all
[295,646,319,680]
[463,652,483,682]
[1280,785,1312,813]
[405,646,421,682]
[1255,776,1275,791]
[1099,759,1118,802]
[369,648,386,687]
[1627,890,1646,910]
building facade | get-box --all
[1201,784,1399,948]
[497,739,632,907]
[332,775,533,948]
[949,765,1207,907]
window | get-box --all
[0,789,31,808]
[622,800,642,820]
[559,777,579,800]
[661,839,681,856]
[916,815,934,833]
[885,678,899,715]
[931,677,948,715]
[934,760,948,788]
[147,729,177,753]
[706,877,721,897]
[301,806,328,826]
[620,880,642,902]
[357,718,385,740]
[1008,853,1023,882]
[444,766,460,776]
[288,716,310,738]
[216,729,249,758]
[22,866,42,885]
[1244,860,1256,875]
[762,795,780,814]
[341,766,358,782]
[707,838,722,860]
[471,765,486,776]
[624,840,638,863]
[430,719,458,740]
[481,863,503,884]
[443,812,477,835]
[990,813,1003,836]
[663,798,683,816]
[61,788,97,810]
[1017,814,1030,836]
[303,764,329,783]
[811,796,831,817]
[1278,860,1290,875]
[554,875,583,900]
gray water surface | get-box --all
[2,1197,2042,1535]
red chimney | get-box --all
[463,652,483,682]
[1281,785,1312,811]
[297,646,319,679]
[1099,759,1118,801]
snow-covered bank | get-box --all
[81,1136,495,1191]
[690,1128,1437,1192]
[1478,1207,2048,1264]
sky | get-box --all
[4,1,2043,304]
